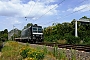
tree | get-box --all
[4,29,8,34]
[81,16,88,19]
[24,23,33,29]
[0,29,8,42]
[43,16,90,44]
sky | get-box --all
[0,0,90,31]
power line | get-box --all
[34,0,86,23]
[71,0,88,8]
[36,0,66,20]
[32,0,51,19]
[25,0,40,21]
[38,0,89,25]
[42,6,88,25]
[25,0,34,20]
[30,0,87,21]
[28,0,39,17]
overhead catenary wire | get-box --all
[42,6,89,25]
[27,0,39,17]
[25,0,35,20]
[38,0,89,25]
[32,0,87,21]
[32,0,51,19]
[25,0,33,21]
[71,0,88,8]
[35,0,66,20]
[25,0,89,26]
[33,0,86,23]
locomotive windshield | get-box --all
[33,27,37,33]
[32,27,43,33]
[38,28,42,33]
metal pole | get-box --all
[13,25,15,41]
[75,19,90,37]
[75,20,78,37]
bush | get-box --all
[0,41,3,51]
[83,37,90,45]
[65,35,80,44]
[20,46,45,60]
[1,41,45,60]
[44,34,60,42]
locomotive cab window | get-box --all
[38,28,43,33]
[32,27,37,33]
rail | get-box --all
[36,42,90,52]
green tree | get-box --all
[0,29,8,41]
[43,16,90,44]
[4,29,8,34]
[24,23,33,29]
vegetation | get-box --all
[0,41,22,60]
[23,23,33,29]
[0,29,8,51]
[7,16,90,44]
[7,16,90,45]
[20,46,44,60]
[1,16,90,60]
[0,41,89,60]
[0,29,8,42]
[44,16,90,44]
[0,41,57,60]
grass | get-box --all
[0,41,84,60]
[0,41,56,60]
[0,41,23,60]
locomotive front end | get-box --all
[32,26,43,42]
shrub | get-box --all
[44,34,59,42]
[65,35,80,44]
[83,37,90,45]
[20,46,45,60]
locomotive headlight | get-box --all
[41,35,42,39]
[33,35,35,36]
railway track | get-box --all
[36,42,90,52]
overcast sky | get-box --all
[0,0,90,31]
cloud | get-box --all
[67,4,90,12]
[0,1,23,17]
[40,0,56,4]
[0,16,22,31]
[0,0,59,31]
[67,8,72,12]
[6,17,21,25]
[73,4,90,12]
[0,0,58,19]
[1,0,21,3]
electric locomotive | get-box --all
[16,24,43,43]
